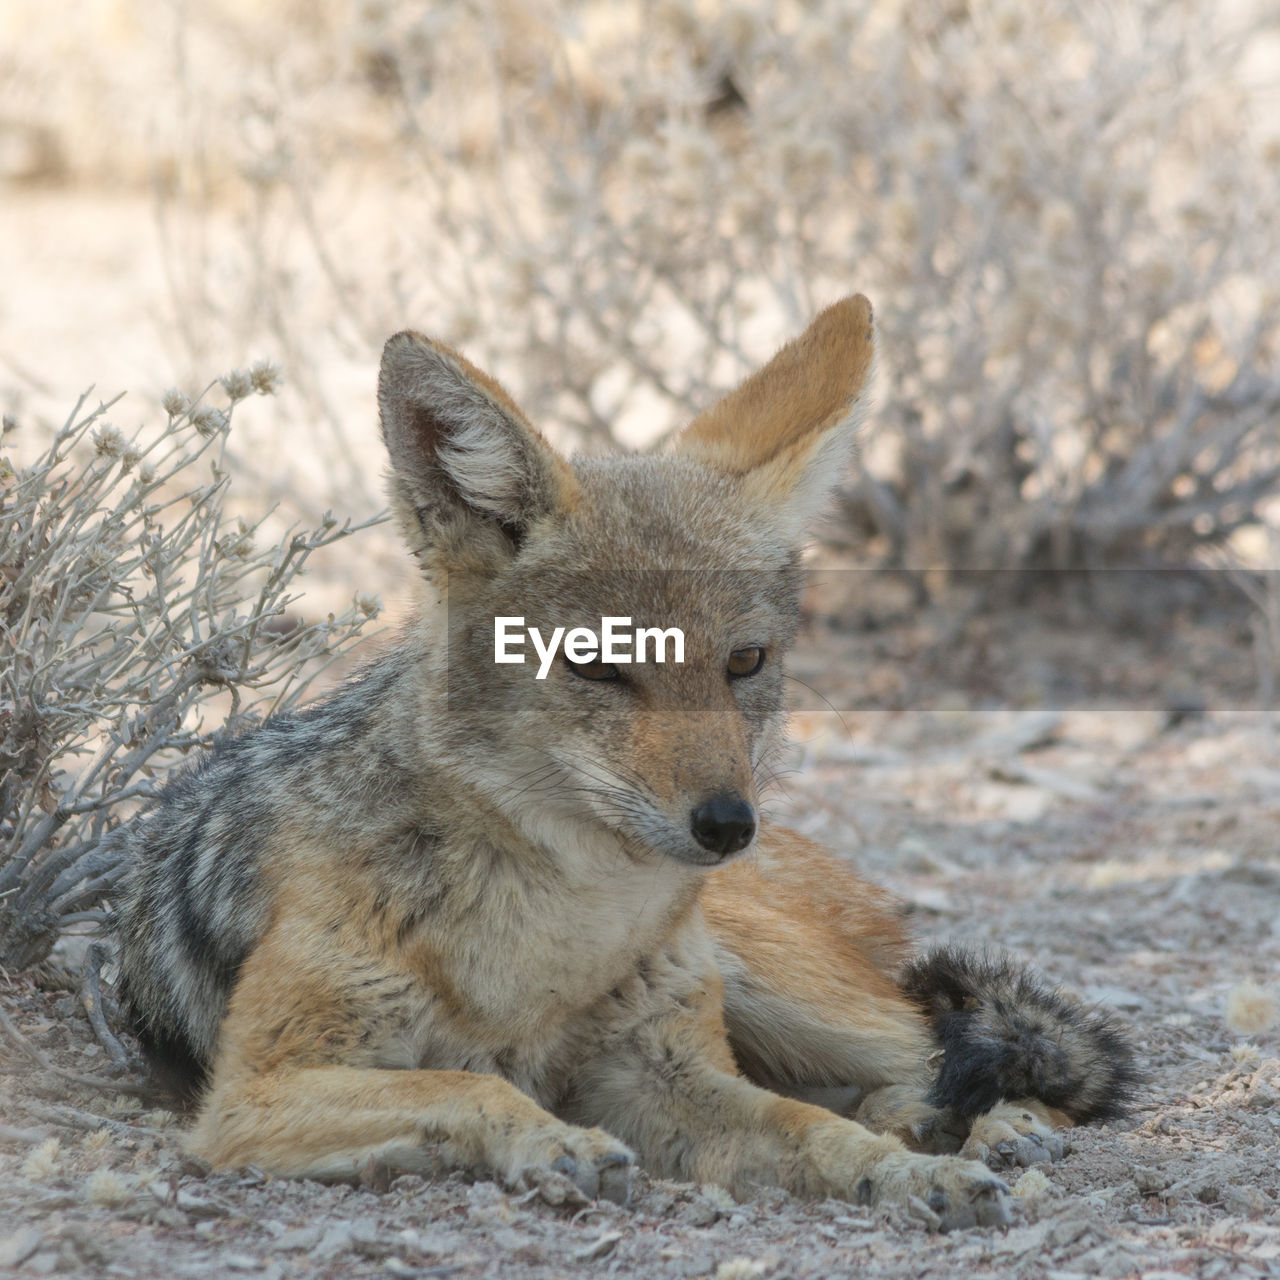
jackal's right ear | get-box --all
[378,332,578,570]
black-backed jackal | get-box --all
[117,297,1134,1229]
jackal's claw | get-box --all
[926,1173,1011,1231]
[511,1120,635,1206]
[595,1152,635,1206]
[546,1149,634,1204]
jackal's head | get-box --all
[377,297,874,869]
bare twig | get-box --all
[80,942,130,1069]
[14,1099,165,1140]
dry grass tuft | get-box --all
[1227,981,1279,1037]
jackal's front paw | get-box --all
[961,1101,1066,1172]
[864,1151,1011,1231]
[507,1122,635,1206]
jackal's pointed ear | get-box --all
[378,332,578,570]
[674,295,875,542]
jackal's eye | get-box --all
[564,654,621,681]
[727,646,765,678]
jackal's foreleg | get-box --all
[188,923,633,1200]
[190,1063,633,1198]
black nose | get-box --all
[690,794,757,856]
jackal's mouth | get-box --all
[566,772,758,868]
[501,749,756,869]
[607,803,757,870]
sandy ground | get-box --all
[2,594,1279,1280]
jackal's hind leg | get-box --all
[853,1084,969,1155]
[703,847,933,1098]
[959,1100,1068,1171]
[854,1087,1068,1170]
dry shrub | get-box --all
[0,372,381,969]
[136,0,1280,571]
[7,1,1275,568]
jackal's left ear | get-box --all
[378,332,578,570]
[674,295,875,542]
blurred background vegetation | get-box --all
[3,0,1279,578]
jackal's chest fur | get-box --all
[350,830,707,1103]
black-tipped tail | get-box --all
[901,945,1140,1123]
